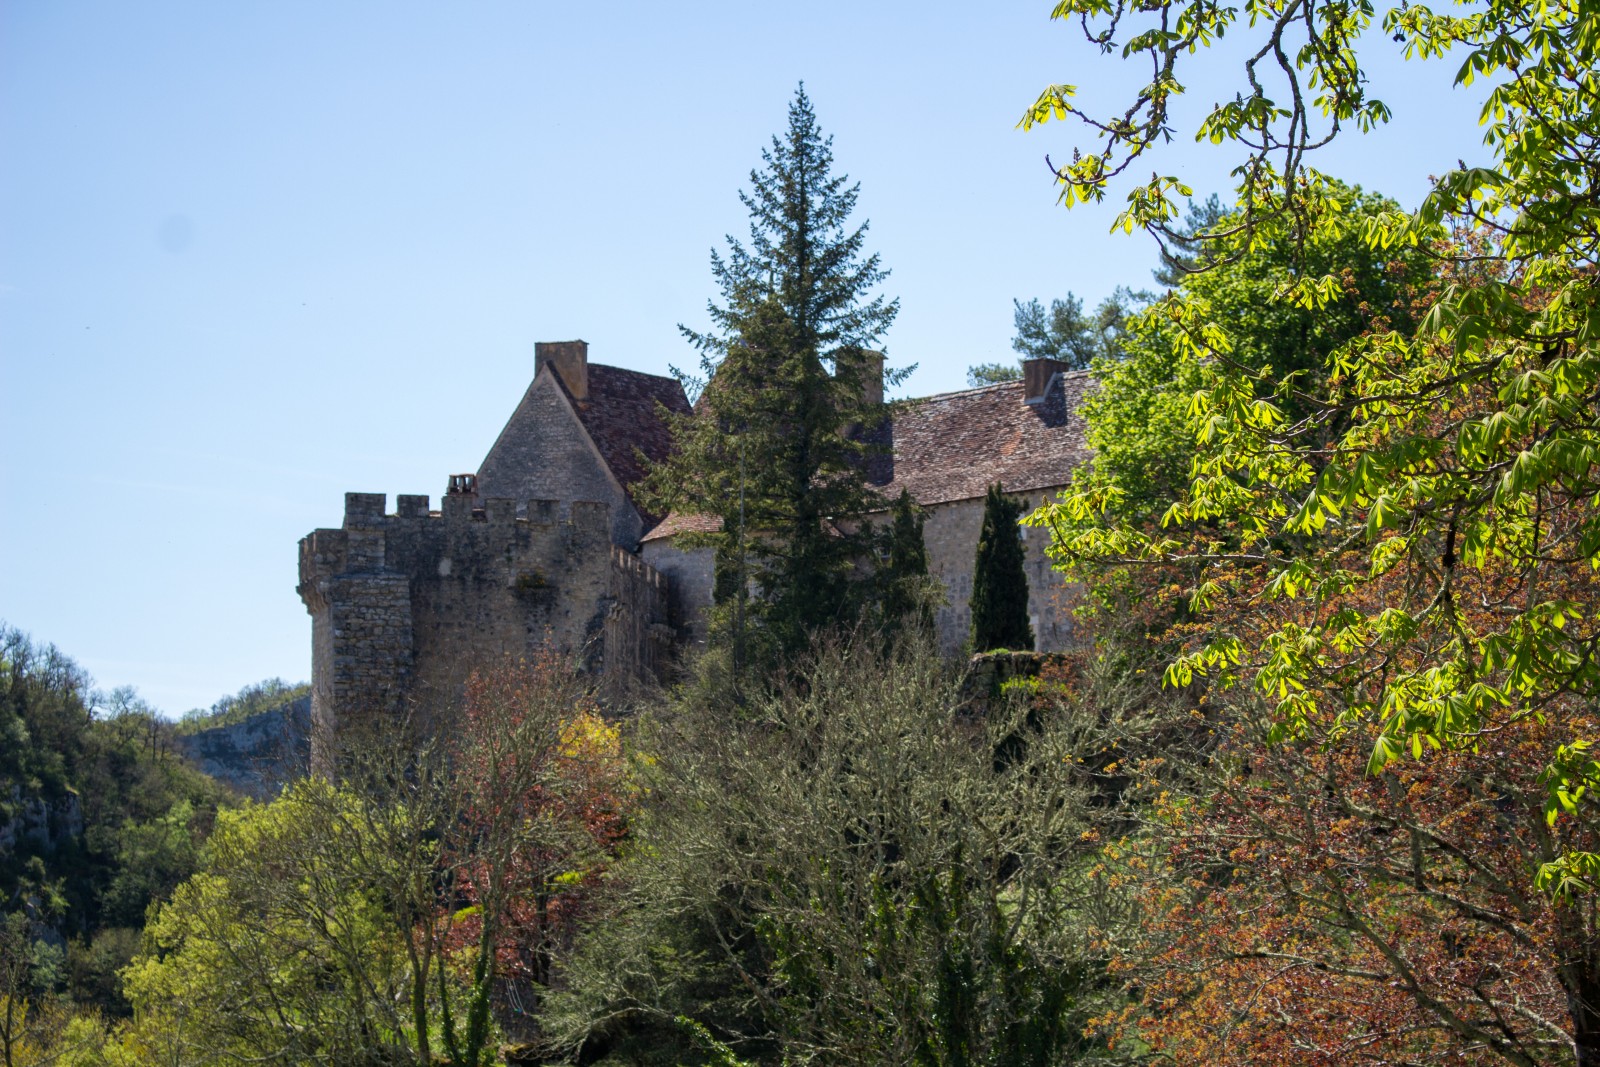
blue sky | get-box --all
[2,1,1493,714]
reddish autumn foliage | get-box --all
[1101,725,1586,1065]
[441,654,633,1012]
[1079,512,1600,1065]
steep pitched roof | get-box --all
[559,363,693,504]
[640,370,1091,542]
[874,372,1092,506]
[643,511,724,541]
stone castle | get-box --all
[298,340,1090,741]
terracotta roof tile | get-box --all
[641,371,1090,541]
[875,372,1091,505]
[563,364,691,517]
[641,511,722,541]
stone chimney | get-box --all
[1022,357,1067,404]
[536,340,589,401]
[837,349,885,439]
[856,350,884,408]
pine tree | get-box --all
[641,85,900,664]
[970,484,1033,653]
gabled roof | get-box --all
[873,372,1091,506]
[640,370,1091,542]
[557,364,693,507]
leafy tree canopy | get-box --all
[969,288,1145,387]
[0,624,227,1020]
[543,639,1118,1066]
[175,677,308,736]
[1021,0,1600,926]
[1011,289,1141,369]
[1064,183,1435,524]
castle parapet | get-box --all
[397,494,430,518]
[611,545,668,594]
[605,545,672,682]
[345,492,387,527]
[301,490,659,765]
[572,500,611,535]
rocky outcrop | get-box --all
[175,696,310,798]
[0,787,83,857]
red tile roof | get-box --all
[874,372,1091,506]
[561,364,692,515]
[639,371,1091,541]
[641,511,723,540]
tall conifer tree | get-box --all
[970,484,1034,652]
[879,488,935,637]
[642,85,900,664]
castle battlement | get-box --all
[299,488,665,750]
[301,340,1093,769]
[611,545,668,595]
[333,491,615,531]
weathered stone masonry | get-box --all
[298,489,669,743]
[301,341,1095,762]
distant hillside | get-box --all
[174,695,310,798]
[174,677,310,735]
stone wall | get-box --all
[476,371,644,549]
[637,491,1078,656]
[919,492,1079,655]
[605,546,675,683]
[638,538,716,646]
[299,491,669,759]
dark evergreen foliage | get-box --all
[878,488,935,637]
[965,361,1023,387]
[640,85,900,666]
[1009,290,1143,370]
[969,485,1034,652]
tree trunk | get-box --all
[1563,937,1600,1067]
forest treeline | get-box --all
[8,0,1600,1062]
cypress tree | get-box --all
[641,85,901,665]
[970,484,1033,652]
[879,488,935,637]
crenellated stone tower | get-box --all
[300,339,1097,765]
[298,488,672,758]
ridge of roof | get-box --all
[896,367,1093,406]
[641,370,1092,541]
